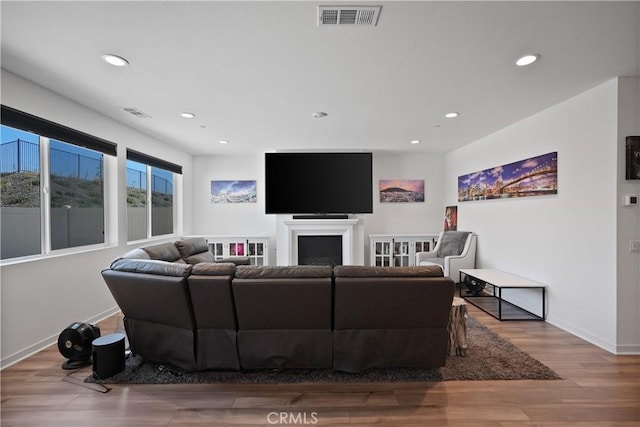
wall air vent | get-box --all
[318,6,381,26]
[122,107,152,119]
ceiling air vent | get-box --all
[122,107,151,119]
[318,6,381,26]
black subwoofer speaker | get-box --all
[92,333,126,379]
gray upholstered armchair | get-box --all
[415,231,477,283]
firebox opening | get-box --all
[298,235,342,267]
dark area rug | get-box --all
[86,315,560,384]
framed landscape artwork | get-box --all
[458,152,558,202]
[626,136,640,180]
[211,180,257,204]
[379,179,425,203]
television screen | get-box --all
[265,152,373,215]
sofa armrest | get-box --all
[109,259,192,277]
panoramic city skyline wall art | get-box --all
[211,180,257,203]
[379,179,425,203]
[458,152,558,202]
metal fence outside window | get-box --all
[1,139,103,180]
[126,168,147,190]
[126,168,171,195]
[50,147,102,180]
[0,139,39,174]
[152,175,172,195]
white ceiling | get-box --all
[1,1,638,155]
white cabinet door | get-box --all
[204,236,269,266]
[370,234,438,267]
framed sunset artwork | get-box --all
[379,179,425,203]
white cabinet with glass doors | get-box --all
[203,236,269,266]
[369,234,439,267]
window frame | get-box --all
[125,159,149,242]
[1,106,117,264]
[126,149,181,242]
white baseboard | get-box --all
[615,344,640,355]
[0,307,120,370]
[546,314,618,354]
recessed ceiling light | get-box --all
[101,54,129,67]
[516,54,541,66]
[410,140,421,144]
[219,140,229,144]
[312,112,328,118]
[181,112,195,119]
[445,112,459,119]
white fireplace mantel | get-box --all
[281,218,360,266]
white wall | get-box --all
[445,78,637,353]
[191,154,277,261]
[190,151,447,265]
[0,70,193,367]
[367,152,446,234]
[191,154,273,236]
[5,68,634,366]
[616,77,640,353]
[365,152,446,262]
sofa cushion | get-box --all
[175,237,215,264]
[216,257,251,266]
[141,242,185,263]
[436,231,471,257]
[182,251,215,265]
[110,259,192,277]
[235,265,333,279]
[333,265,444,278]
[118,247,151,260]
[191,262,236,276]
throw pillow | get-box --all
[437,231,471,257]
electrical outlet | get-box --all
[631,240,640,254]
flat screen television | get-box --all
[265,152,373,215]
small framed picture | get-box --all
[444,206,457,231]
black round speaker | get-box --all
[57,322,101,369]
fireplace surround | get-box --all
[279,218,361,266]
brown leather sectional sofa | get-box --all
[101,238,455,373]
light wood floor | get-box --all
[2,306,639,427]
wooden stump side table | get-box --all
[448,296,468,356]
